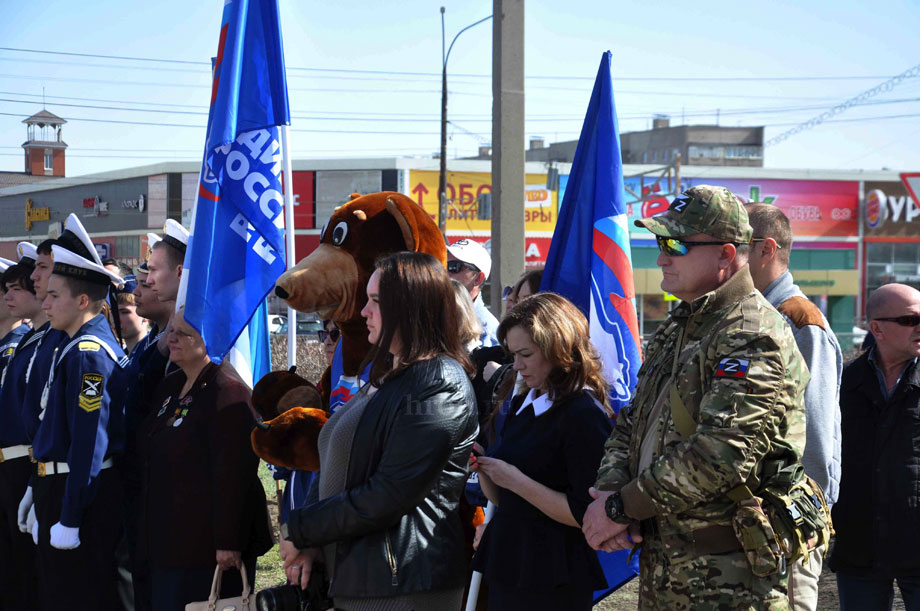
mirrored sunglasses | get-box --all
[655,235,738,257]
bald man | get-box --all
[830,283,920,610]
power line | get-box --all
[0,47,912,82]
[3,94,917,124]
[766,63,920,146]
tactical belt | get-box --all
[36,456,114,477]
[0,445,30,462]
[643,519,741,555]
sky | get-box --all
[0,0,918,177]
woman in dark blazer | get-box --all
[137,312,272,610]
[471,293,612,611]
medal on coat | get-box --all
[167,403,190,428]
[157,396,171,417]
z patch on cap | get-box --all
[715,358,750,378]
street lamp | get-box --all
[439,7,492,238]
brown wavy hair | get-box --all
[365,252,473,386]
[497,292,611,416]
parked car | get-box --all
[275,319,324,339]
[268,315,287,334]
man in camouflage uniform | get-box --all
[582,185,808,610]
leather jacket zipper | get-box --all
[384,531,398,586]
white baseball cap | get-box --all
[447,239,491,280]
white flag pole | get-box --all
[464,501,496,611]
[281,124,297,370]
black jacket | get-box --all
[830,351,920,578]
[288,356,478,598]
[138,362,273,568]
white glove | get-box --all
[31,519,38,545]
[26,506,36,538]
[49,522,80,550]
[17,487,33,534]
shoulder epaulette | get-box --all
[777,296,826,331]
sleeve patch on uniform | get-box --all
[715,358,750,378]
[79,373,104,412]
[78,341,101,352]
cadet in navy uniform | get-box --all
[18,215,105,526]
[0,250,42,611]
[0,257,28,374]
[30,244,127,611]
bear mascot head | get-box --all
[250,191,446,470]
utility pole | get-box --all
[438,8,492,238]
[490,0,525,314]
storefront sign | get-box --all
[409,170,557,233]
[122,194,146,212]
[25,199,50,230]
[82,196,109,217]
[864,181,919,237]
[626,177,860,238]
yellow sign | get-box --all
[408,170,557,233]
[25,199,50,230]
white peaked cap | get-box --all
[51,245,123,288]
[161,219,189,252]
[17,242,38,263]
[59,213,103,266]
[147,233,162,247]
[0,257,14,273]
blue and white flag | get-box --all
[539,50,641,601]
[181,0,291,385]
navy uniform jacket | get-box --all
[0,323,29,378]
[31,314,128,528]
[0,325,44,447]
[124,325,170,431]
[121,325,171,496]
[20,322,67,442]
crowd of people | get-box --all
[0,183,918,611]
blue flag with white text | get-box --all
[539,51,641,601]
[183,0,290,376]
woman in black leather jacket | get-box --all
[282,252,478,611]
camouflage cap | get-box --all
[634,185,753,243]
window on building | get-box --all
[724,145,763,159]
[44,151,53,170]
[115,236,139,260]
[866,241,920,296]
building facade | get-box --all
[1,158,913,343]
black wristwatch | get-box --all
[605,491,630,524]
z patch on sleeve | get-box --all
[715,358,750,378]
[79,373,105,412]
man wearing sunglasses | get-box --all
[585,185,809,609]
[831,283,920,610]
[446,239,499,347]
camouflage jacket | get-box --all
[596,266,808,536]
